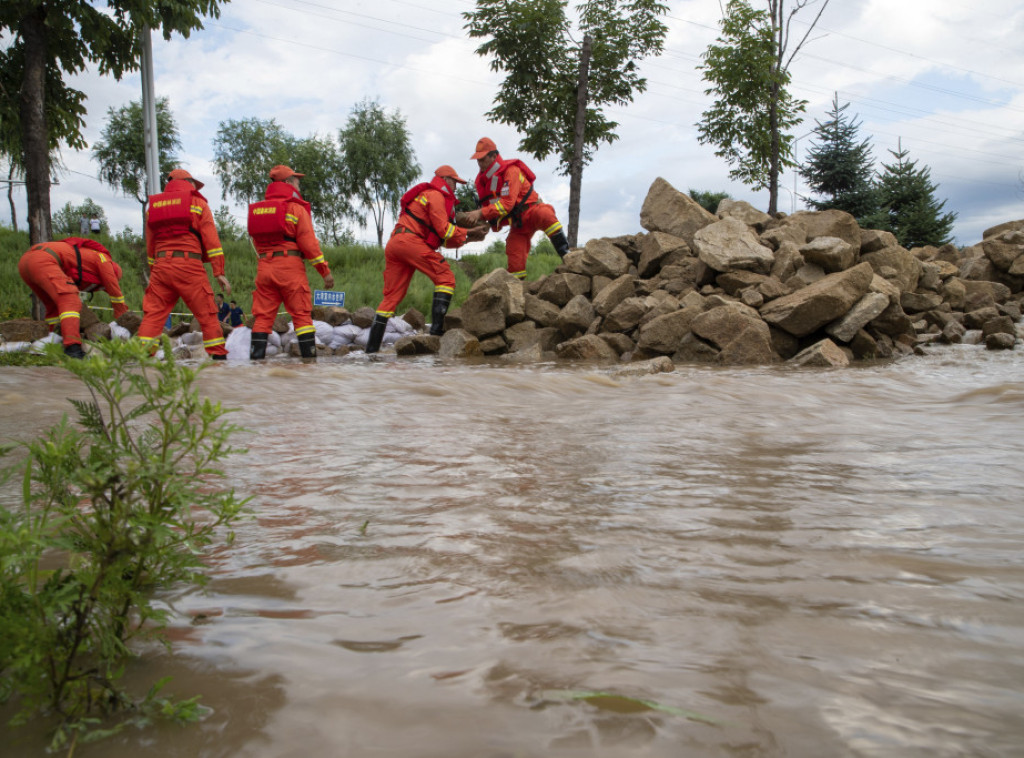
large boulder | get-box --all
[716,198,772,232]
[637,232,690,278]
[825,292,890,343]
[759,261,875,337]
[592,274,636,317]
[639,177,717,245]
[861,245,922,293]
[692,217,775,274]
[788,209,861,249]
[799,236,858,273]
[790,338,851,367]
[564,238,631,279]
[556,294,597,337]
[636,306,701,354]
[555,334,619,361]
[536,272,591,307]
[438,329,483,358]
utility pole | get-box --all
[139,26,159,285]
[568,34,592,249]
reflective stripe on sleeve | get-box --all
[442,223,456,241]
[434,285,455,296]
[545,222,563,236]
[207,248,224,258]
[59,311,80,322]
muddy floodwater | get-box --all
[2,345,1024,757]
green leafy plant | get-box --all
[0,338,247,753]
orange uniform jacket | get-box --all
[145,179,225,275]
[36,238,128,317]
[251,182,330,276]
[476,155,540,231]
[397,178,468,250]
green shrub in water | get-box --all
[0,338,247,753]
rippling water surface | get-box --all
[2,345,1024,757]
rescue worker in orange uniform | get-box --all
[247,164,334,360]
[365,166,488,354]
[460,137,570,280]
[17,237,128,358]
[138,168,231,359]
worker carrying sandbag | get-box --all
[17,237,128,358]
[247,164,334,360]
[365,165,488,354]
[138,168,231,359]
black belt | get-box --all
[156,250,203,260]
[261,250,303,259]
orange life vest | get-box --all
[248,182,307,247]
[400,177,456,249]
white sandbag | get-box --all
[279,330,295,352]
[266,344,279,357]
[313,319,333,345]
[352,327,369,348]
[109,321,131,340]
[268,331,282,348]
[387,317,415,336]
[225,326,251,360]
[331,324,362,348]
[0,341,33,353]
[179,331,203,346]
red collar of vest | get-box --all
[163,178,207,202]
[266,181,311,213]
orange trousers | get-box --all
[251,258,314,335]
[504,203,563,279]
[18,248,84,346]
[376,231,456,316]
[138,259,226,356]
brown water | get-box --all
[2,346,1024,757]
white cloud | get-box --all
[3,0,1023,248]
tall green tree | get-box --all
[1,43,85,235]
[0,0,225,245]
[465,0,668,246]
[865,139,957,248]
[211,117,292,205]
[212,120,353,244]
[696,0,830,215]
[799,93,878,222]
[689,189,731,215]
[289,133,354,246]
[92,97,182,228]
[338,99,419,248]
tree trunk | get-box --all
[6,164,17,233]
[19,6,51,246]
[568,35,592,249]
[19,6,51,320]
[768,80,780,216]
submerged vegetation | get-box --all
[0,339,247,753]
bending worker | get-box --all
[459,137,570,280]
[365,165,488,354]
[247,164,334,360]
[137,168,231,359]
[17,236,128,358]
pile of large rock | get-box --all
[403,177,1023,367]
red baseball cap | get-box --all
[167,168,204,189]
[471,137,497,159]
[270,165,305,181]
[435,165,467,184]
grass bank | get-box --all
[0,226,561,322]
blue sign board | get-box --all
[313,290,346,308]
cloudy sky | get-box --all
[3,0,1023,250]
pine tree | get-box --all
[867,140,957,248]
[799,93,878,223]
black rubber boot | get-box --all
[429,292,453,336]
[63,343,86,359]
[211,354,227,361]
[297,332,317,359]
[365,314,388,354]
[549,229,571,259]
[250,331,269,360]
